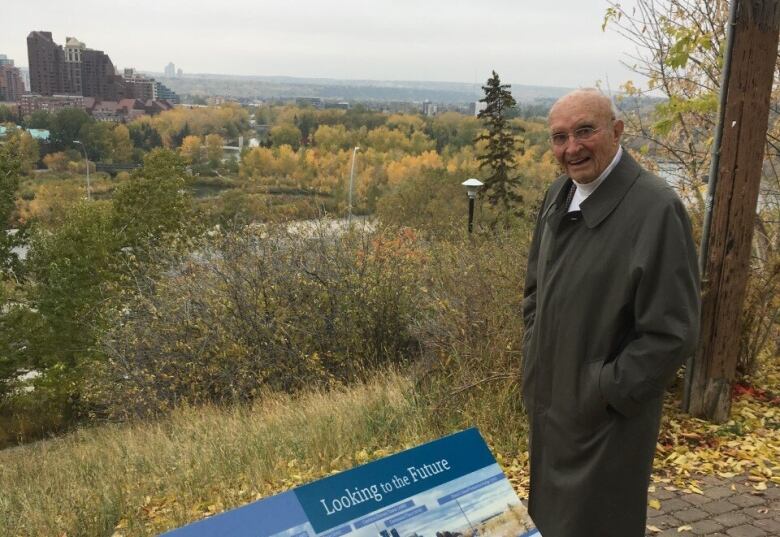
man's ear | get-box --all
[613,119,625,141]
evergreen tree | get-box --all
[129,122,163,152]
[475,70,523,210]
[170,122,191,148]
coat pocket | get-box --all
[579,360,610,426]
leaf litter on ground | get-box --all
[123,361,780,535]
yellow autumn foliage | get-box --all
[179,135,204,165]
[386,151,444,187]
[131,103,249,147]
[241,147,275,180]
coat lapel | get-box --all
[542,176,570,215]
[579,150,643,229]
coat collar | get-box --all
[578,150,641,228]
[543,150,642,228]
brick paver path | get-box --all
[646,475,780,536]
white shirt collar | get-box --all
[573,145,623,192]
[568,145,623,211]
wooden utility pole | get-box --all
[684,0,780,422]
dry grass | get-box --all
[0,371,430,537]
[3,357,775,537]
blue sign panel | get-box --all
[295,428,494,532]
[162,490,307,537]
[160,428,537,537]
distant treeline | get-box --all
[159,75,575,104]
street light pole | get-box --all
[348,146,360,225]
[461,178,483,233]
[73,140,91,200]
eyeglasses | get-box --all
[549,126,602,146]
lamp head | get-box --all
[461,178,484,199]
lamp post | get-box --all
[461,178,483,233]
[347,146,360,225]
[73,140,91,200]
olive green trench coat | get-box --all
[521,151,700,537]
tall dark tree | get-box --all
[128,122,163,152]
[475,70,522,210]
[170,122,191,148]
[49,108,91,151]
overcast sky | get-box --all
[3,0,642,88]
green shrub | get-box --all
[411,224,534,454]
[91,222,425,418]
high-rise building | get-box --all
[0,54,26,102]
[83,48,124,100]
[63,36,85,95]
[27,31,125,101]
[176,67,183,78]
[164,62,175,78]
[123,68,156,101]
[25,31,177,117]
[0,63,26,102]
[27,31,65,96]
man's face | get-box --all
[548,95,623,184]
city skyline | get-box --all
[2,0,643,90]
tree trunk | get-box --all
[683,0,780,422]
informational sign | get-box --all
[162,428,539,537]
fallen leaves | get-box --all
[120,362,780,536]
[651,362,780,492]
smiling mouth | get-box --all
[567,157,590,166]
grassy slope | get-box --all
[2,361,778,537]
[0,372,429,537]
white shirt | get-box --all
[568,146,623,212]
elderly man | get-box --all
[521,89,700,537]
